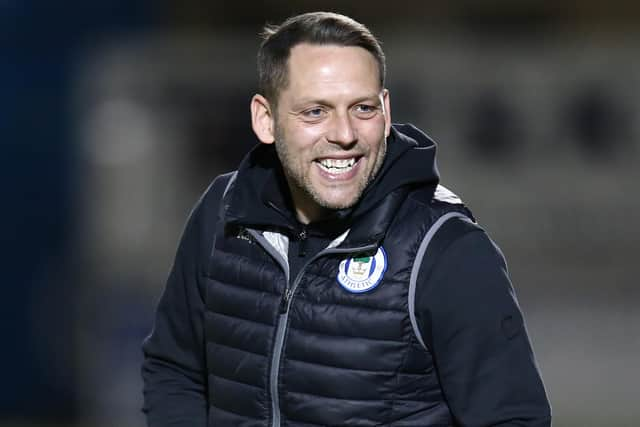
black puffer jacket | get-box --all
[142,124,551,426]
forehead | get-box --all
[284,43,381,95]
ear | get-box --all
[381,88,392,138]
[251,94,276,144]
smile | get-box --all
[316,157,358,174]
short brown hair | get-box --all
[257,12,386,106]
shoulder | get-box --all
[176,171,238,267]
[409,189,509,303]
[406,184,464,209]
[413,219,514,337]
[192,171,237,220]
[416,221,512,313]
[200,171,237,208]
[403,184,476,226]
[433,184,463,205]
[436,227,506,272]
[181,171,237,239]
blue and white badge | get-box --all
[337,247,387,293]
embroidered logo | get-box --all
[337,247,387,293]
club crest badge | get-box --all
[337,247,387,293]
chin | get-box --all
[314,192,360,210]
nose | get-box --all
[326,112,357,146]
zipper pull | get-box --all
[298,227,307,257]
[279,288,294,314]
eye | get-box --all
[353,104,378,118]
[301,107,327,121]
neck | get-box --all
[293,198,330,225]
[288,184,329,225]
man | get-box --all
[142,11,551,427]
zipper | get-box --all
[268,261,312,427]
[269,313,287,427]
[249,228,377,427]
[297,227,308,257]
[279,287,295,314]
[268,243,378,427]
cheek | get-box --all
[359,121,386,148]
[278,133,315,173]
[286,126,325,155]
[298,125,326,142]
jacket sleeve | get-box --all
[415,228,552,427]
[141,188,216,426]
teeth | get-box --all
[318,158,356,172]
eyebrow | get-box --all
[290,93,382,110]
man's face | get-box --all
[271,43,391,222]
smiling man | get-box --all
[251,43,390,223]
[142,12,551,427]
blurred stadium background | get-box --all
[2,1,639,426]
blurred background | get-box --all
[2,1,639,426]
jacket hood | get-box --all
[352,123,440,218]
[225,123,440,235]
